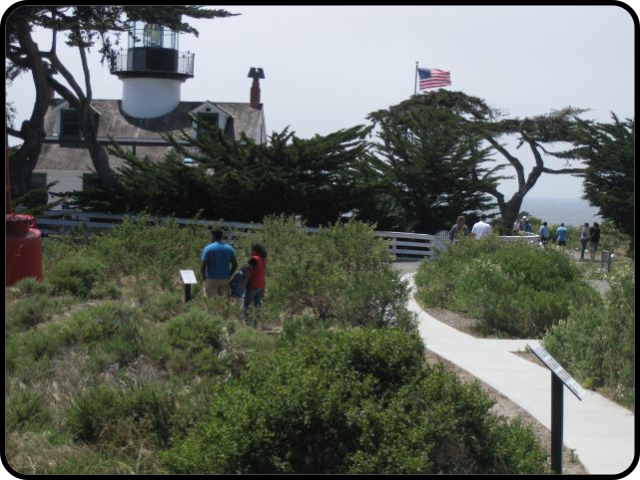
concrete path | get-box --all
[396,262,635,475]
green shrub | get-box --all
[90,281,122,300]
[158,310,232,375]
[6,295,63,333]
[544,266,634,408]
[163,329,548,474]
[6,389,53,432]
[89,216,204,288]
[237,217,413,330]
[5,325,65,375]
[12,277,51,297]
[141,291,187,323]
[6,302,144,376]
[67,383,176,448]
[415,238,599,337]
[48,255,105,298]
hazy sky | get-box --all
[5,5,636,200]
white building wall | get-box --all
[121,78,182,118]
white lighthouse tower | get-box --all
[111,20,194,118]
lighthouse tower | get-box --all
[111,20,194,118]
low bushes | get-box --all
[543,266,635,409]
[67,383,176,448]
[235,217,414,330]
[47,255,106,298]
[6,216,553,474]
[415,237,600,337]
[163,328,549,474]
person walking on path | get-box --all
[539,221,551,246]
[201,228,238,298]
[449,215,469,243]
[589,222,601,261]
[555,223,569,251]
[471,214,492,239]
[579,222,590,261]
[243,243,268,325]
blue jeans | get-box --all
[244,288,264,324]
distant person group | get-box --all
[449,214,492,241]
[201,228,267,325]
[450,214,602,260]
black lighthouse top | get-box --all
[110,21,194,81]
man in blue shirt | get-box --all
[538,221,551,246]
[555,223,569,251]
[201,228,237,298]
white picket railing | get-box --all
[34,211,539,259]
[35,210,440,258]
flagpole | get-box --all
[414,61,418,95]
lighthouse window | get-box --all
[60,109,81,141]
[143,24,163,47]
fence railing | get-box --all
[35,210,441,259]
[34,211,540,259]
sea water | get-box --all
[518,197,602,227]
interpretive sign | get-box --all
[529,344,586,400]
[180,270,198,302]
[180,270,198,285]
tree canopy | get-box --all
[74,121,374,227]
[578,114,634,254]
[383,91,591,232]
[368,96,500,232]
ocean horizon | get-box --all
[499,197,603,227]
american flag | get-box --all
[418,68,451,90]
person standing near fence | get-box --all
[201,228,238,298]
[579,222,590,261]
[471,214,492,239]
[449,215,469,243]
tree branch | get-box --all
[485,135,526,188]
[8,127,24,139]
[541,167,586,175]
[47,50,86,103]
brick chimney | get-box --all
[247,67,265,110]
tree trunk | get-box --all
[8,13,50,198]
[81,109,115,191]
[499,196,525,233]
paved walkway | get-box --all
[396,262,635,475]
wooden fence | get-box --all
[34,211,539,259]
[34,210,441,259]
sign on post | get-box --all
[180,269,198,302]
[529,344,586,400]
[528,344,585,474]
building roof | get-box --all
[37,99,265,171]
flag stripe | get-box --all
[417,68,451,90]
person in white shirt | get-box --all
[471,214,492,239]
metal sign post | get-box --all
[180,269,198,302]
[528,344,586,474]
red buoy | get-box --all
[6,213,43,287]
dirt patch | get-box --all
[423,310,587,474]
